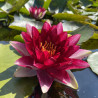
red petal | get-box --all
[44,58,55,66]
[15,56,35,68]
[34,63,45,69]
[60,58,90,70]
[41,22,51,43]
[65,45,80,57]
[22,32,40,56]
[49,25,58,43]
[57,22,63,35]
[35,48,45,62]
[37,70,54,93]
[10,41,29,56]
[26,24,32,37]
[68,34,81,46]
[32,26,39,38]
[22,32,32,42]
[59,32,67,42]
[47,69,70,84]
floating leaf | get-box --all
[87,52,98,75]
[0,27,20,41]
[25,0,44,11]
[70,25,94,44]
[33,0,44,7]
[43,0,51,10]
[91,33,98,39]
[9,15,43,32]
[19,7,30,16]
[9,0,29,13]
[0,2,12,13]
[0,43,38,98]
[14,35,24,43]
[62,20,83,31]
[80,0,92,6]
[49,0,67,13]
[81,39,98,50]
[53,13,91,22]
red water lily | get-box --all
[10,22,91,93]
[29,6,46,19]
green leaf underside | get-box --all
[70,25,94,44]
[0,43,37,98]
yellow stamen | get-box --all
[41,41,56,56]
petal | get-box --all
[49,25,58,43]
[22,32,32,42]
[60,58,90,70]
[22,32,37,56]
[69,49,92,59]
[68,34,81,46]
[34,63,45,69]
[26,24,32,37]
[66,70,78,89]
[35,48,45,62]
[57,22,63,35]
[32,26,39,38]
[47,69,70,84]
[41,22,51,34]
[44,58,55,66]
[15,56,34,68]
[55,70,78,89]
[14,67,36,77]
[37,70,54,93]
[10,41,30,56]
[65,45,80,57]
[40,10,47,19]
[59,32,67,42]
[41,22,51,42]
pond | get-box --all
[0,0,98,98]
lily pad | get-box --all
[70,25,94,44]
[81,39,98,50]
[9,15,43,32]
[87,52,98,75]
[49,0,67,13]
[53,13,91,22]
[0,42,38,98]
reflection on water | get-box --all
[29,82,79,98]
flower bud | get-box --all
[29,6,46,20]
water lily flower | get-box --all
[10,22,92,93]
[29,6,46,19]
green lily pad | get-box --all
[43,0,51,10]
[81,39,98,50]
[14,35,24,43]
[53,13,91,22]
[70,25,94,44]
[9,14,43,32]
[0,27,20,41]
[49,0,67,13]
[87,52,98,75]
[0,43,38,98]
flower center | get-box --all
[41,41,56,56]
